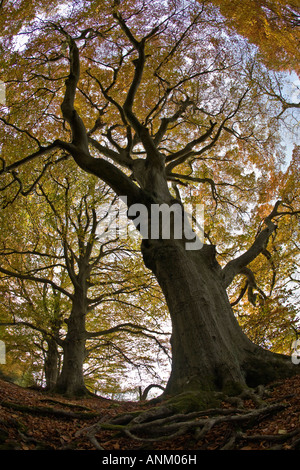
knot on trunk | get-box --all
[141,239,185,272]
[199,244,221,271]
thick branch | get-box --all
[88,137,132,168]
[236,267,266,306]
[113,12,162,167]
[56,29,142,204]
[222,202,283,287]
[60,36,89,153]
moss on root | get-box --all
[242,353,298,388]
[166,390,222,413]
[221,380,246,397]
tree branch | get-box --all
[86,322,166,339]
[0,265,73,299]
[165,121,219,172]
[53,27,142,204]
[222,201,283,287]
[0,142,60,174]
[153,97,192,146]
[0,320,64,347]
[88,137,132,168]
[113,11,162,167]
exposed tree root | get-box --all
[2,376,300,450]
[221,428,300,450]
[1,400,100,420]
[74,386,295,450]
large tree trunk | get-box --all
[55,290,88,396]
[141,237,296,396]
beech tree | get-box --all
[0,0,299,397]
[0,166,169,396]
[0,274,65,389]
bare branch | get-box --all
[113,11,162,167]
[86,322,167,339]
[0,265,73,299]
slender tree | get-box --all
[0,166,169,396]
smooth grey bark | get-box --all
[142,237,295,395]
[142,240,243,394]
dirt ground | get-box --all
[1,374,300,451]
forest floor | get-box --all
[1,374,300,452]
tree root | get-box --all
[40,397,93,411]
[74,386,294,450]
[1,400,100,420]
[221,428,300,450]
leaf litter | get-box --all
[1,374,300,450]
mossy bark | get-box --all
[142,238,297,397]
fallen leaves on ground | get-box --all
[1,375,300,451]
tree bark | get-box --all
[44,337,60,391]
[55,289,88,396]
[141,237,296,396]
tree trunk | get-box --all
[55,290,88,396]
[56,337,86,397]
[141,238,296,396]
[44,337,59,391]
